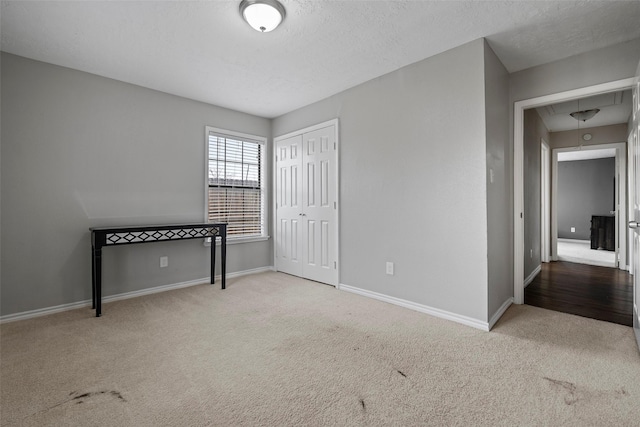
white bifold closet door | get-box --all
[275,123,338,286]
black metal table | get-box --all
[91,223,226,317]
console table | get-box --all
[91,223,226,317]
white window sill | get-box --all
[204,236,270,247]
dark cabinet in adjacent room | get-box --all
[590,215,615,251]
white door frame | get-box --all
[629,128,636,273]
[541,139,550,263]
[615,144,628,270]
[513,78,635,304]
[551,142,626,269]
[273,119,340,286]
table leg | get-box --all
[221,232,226,290]
[91,245,96,309]
[95,248,102,317]
[211,236,216,285]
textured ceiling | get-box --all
[536,90,632,132]
[2,1,640,118]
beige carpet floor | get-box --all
[1,271,639,426]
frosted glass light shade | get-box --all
[240,0,285,33]
[569,109,600,122]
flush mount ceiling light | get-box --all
[239,0,286,33]
[569,108,600,122]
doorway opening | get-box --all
[514,78,635,325]
[553,143,625,269]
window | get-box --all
[206,127,266,239]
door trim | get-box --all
[513,78,635,304]
[550,142,626,269]
[275,119,340,142]
[541,139,550,263]
[273,119,340,286]
[629,128,636,273]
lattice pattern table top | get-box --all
[91,223,226,248]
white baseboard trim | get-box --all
[224,265,276,279]
[557,255,615,268]
[0,266,275,324]
[0,300,96,325]
[337,283,490,331]
[524,264,542,288]
[557,238,590,243]
[489,297,513,330]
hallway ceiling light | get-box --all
[239,0,285,33]
[569,108,600,122]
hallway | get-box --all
[525,261,633,326]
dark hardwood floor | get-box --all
[525,261,633,326]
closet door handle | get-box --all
[629,221,639,229]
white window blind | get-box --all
[207,131,264,238]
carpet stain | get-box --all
[543,377,578,405]
[359,399,366,411]
[71,390,127,404]
[543,377,630,406]
[396,369,407,378]
[21,390,127,423]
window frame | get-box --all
[205,126,268,244]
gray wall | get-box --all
[522,109,548,278]
[510,38,640,103]
[557,158,615,240]
[273,39,491,323]
[1,53,272,316]
[484,41,512,319]
[549,124,628,150]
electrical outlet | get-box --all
[386,262,394,275]
[160,256,168,268]
[570,227,575,233]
